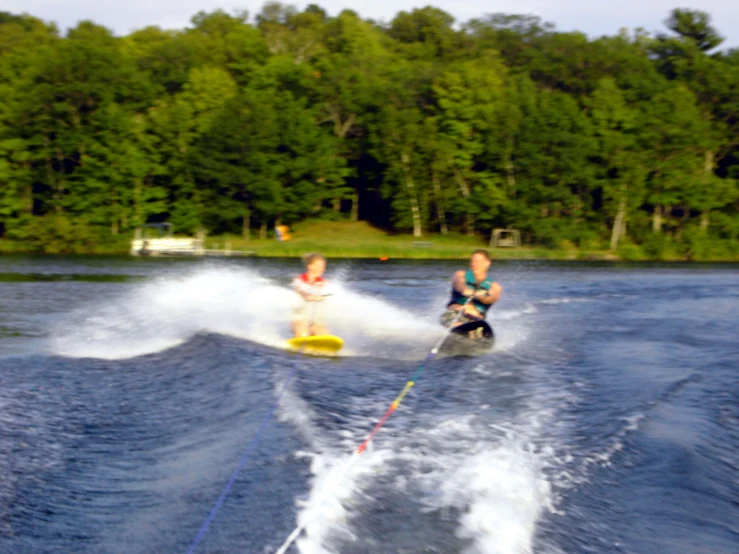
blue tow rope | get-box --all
[186,360,300,554]
[187,296,323,554]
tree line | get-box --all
[0,5,737,257]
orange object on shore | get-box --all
[379,256,388,261]
[275,225,291,241]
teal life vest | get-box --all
[447,269,493,317]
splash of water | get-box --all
[275,398,557,554]
[49,267,444,360]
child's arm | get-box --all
[292,278,325,301]
[292,277,312,301]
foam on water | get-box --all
[292,448,393,554]
[272,367,397,554]
[47,265,553,551]
[49,267,442,360]
[5,261,738,554]
[50,267,538,360]
[277,411,557,554]
[274,353,559,554]
[537,297,589,305]
[413,414,556,554]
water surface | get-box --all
[1,255,737,553]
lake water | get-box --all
[0,256,737,554]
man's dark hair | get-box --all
[471,249,491,261]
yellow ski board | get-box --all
[286,335,344,356]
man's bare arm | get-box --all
[452,270,473,295]
[476,282,502,304]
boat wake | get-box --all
[49,267,433,360]
[272,365,559,554]
[49,267,534,361]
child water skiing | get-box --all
[291,252,330,337]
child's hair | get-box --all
[471,248,491,261]
[302,252,326,266]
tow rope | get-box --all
[274,297,473,554]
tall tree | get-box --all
[649,9,738,233]
[639,85,710,235]
[372,104,428,237]
[313,9,392,219]
[389,7,459,59]
[0,14,58,236]
[147,66,238,232]
[664,9,724,52]
[588,78,645,249]
[434,57,510,235]
[514,89,596,245]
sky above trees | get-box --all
[5,0,739,48]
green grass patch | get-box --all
[2,219,737,261]
[204,220,618,260]
[0,239,32,253]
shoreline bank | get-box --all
[2,242,738,262]
[2,220,738,262]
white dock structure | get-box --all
[130,226,253,257]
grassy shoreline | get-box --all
[2,221,738,262]
[201,221,739,262]
[204,237,618,260]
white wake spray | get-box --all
[49,267,444,360]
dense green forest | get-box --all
[0,5,737,258]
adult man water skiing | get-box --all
[440,249,502,328]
